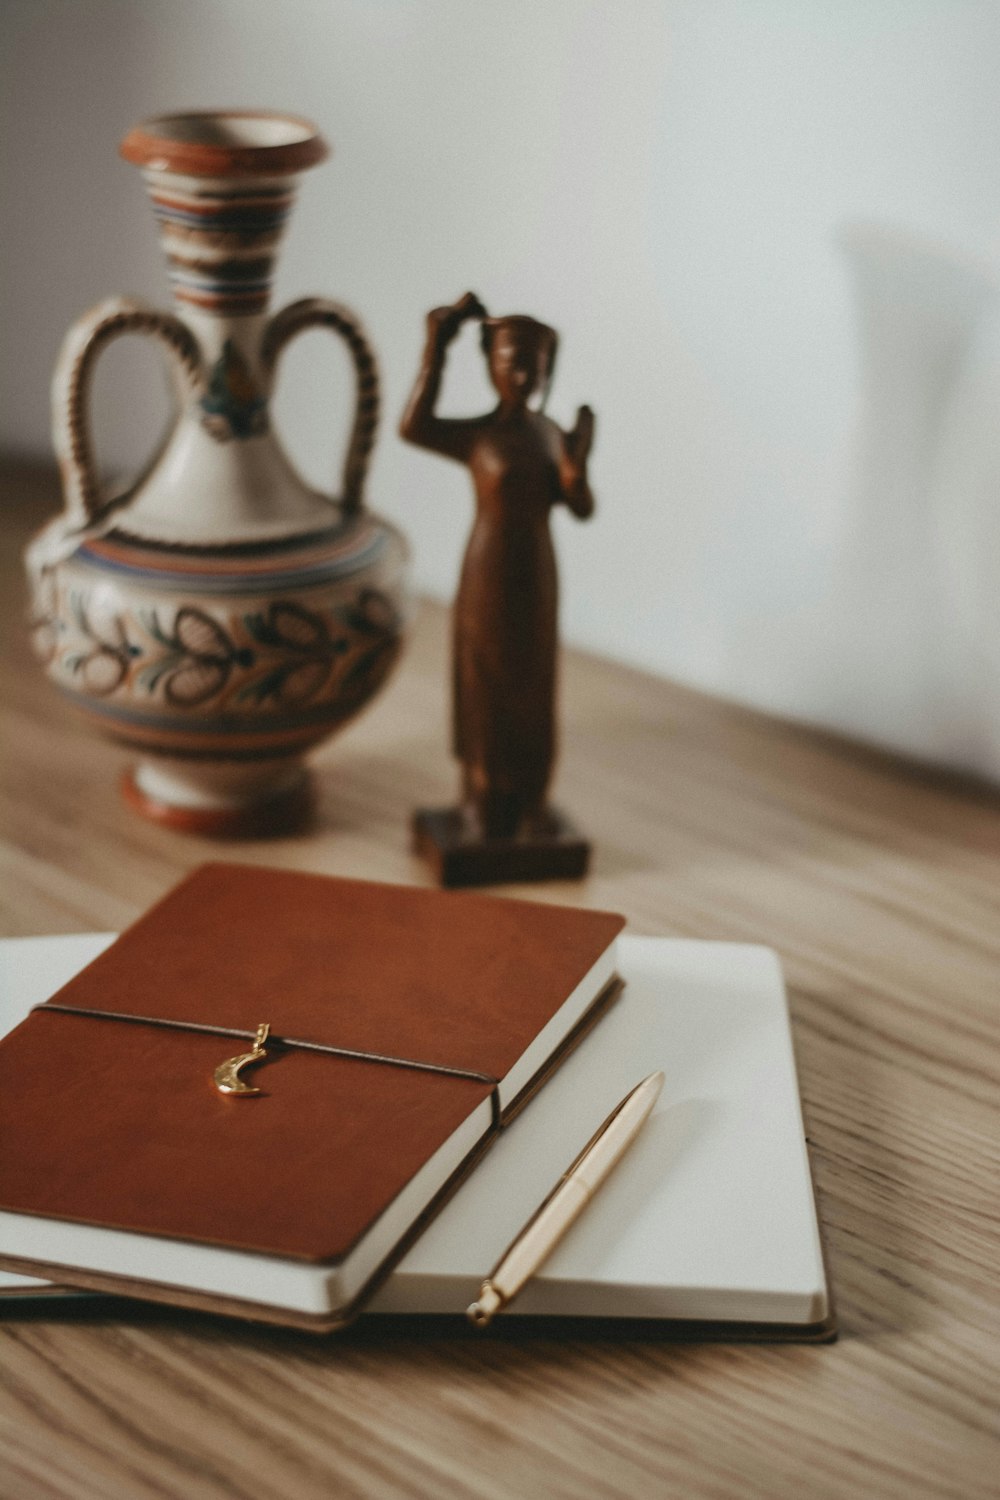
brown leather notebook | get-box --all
[0,863,624,1329]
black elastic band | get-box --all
[33,1002,502,1129]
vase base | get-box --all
[121,762,314,838]
[412,806,590,888]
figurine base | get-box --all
[412,807,590,888]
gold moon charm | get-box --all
[213,1022,270,1097]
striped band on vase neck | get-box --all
[143,171,297,317]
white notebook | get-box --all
[0,933,831,1335]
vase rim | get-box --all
[120,110,329,177]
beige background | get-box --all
[4,1,1000,773]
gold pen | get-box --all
[466,1069,665,1327]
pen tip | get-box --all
[466,1283,502,1328]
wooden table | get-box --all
[1,459,997,1500]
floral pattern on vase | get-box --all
[198,340,270,441]
[29,513,407,764]
[38,589,401,720]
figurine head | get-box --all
[481,316,557,408]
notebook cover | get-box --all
[0,864,623,1268]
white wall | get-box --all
[4,1,1000,774]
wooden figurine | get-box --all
[400,291,595,885]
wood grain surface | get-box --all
[1,459,998,1500]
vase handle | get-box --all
[261,297,379,515]
[52,297,205,530]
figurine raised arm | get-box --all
[401,292,595,885]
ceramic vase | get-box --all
[25,111,409,833]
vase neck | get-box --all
[142,168,297,320]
